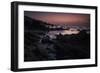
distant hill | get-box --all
[24,16,49,31]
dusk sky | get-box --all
[24,11,90,27]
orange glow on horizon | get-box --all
[25,11,90,26]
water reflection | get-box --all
[47,28,80,39]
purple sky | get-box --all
[24,11,90,27]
